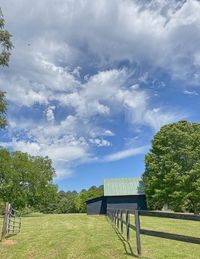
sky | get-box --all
[0,0,200,191]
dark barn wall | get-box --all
[86,195,147,215]
[106,195,147,210]
[86,196,106,215]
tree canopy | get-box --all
[143,121,200,214]
[0,91,7,128]
[0,9,13,66]
[0,149,57,209]
[0,9,13,129]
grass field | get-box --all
[0,214,200,259]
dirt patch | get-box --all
[1,239,17,245]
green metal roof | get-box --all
[104,178,144,196]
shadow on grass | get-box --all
[6,233,19,238]
[106,216,139,258]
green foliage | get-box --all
[143,121,200,214]
[0,148,58,210]
[75,185,103,213]
[0,146,103,214]
[0,9,13,128]
[43,185,104,214]
[0,91,7,128]
[0,9,13,129]
[0,9,13,66]
[57,197,77,214]
[19,206,37,216]
[0,197,4,215]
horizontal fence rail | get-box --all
[140,228,200,245]
[139,210,200,221]
[107,208,200,256]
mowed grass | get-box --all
[0,214,199,259]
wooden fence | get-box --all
[1,202,21,241]
[107,208,200,256]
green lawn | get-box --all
[0,214,200,259]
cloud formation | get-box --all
[1,0,197,179]
[103,145,149,162]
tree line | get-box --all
[43,186,103,214]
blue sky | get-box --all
[0,0,200,191]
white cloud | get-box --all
[0,76,49,107]
[4,139,88,162]
[4,140,41,156]
[103,145,149,162]
[183,90,199,96]
[46,106,55,123]
[89,128,115,138]
[143,108,183,131]
[2,66,182,179]
[1,0,200,85]
[104,130,115,136]
[53,164,73,181]
[89,138,111,147]
[0,0,194,179]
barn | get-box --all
[86,178,147,215]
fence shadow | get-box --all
[106,216,138,257]
[6,233,19,238]
[107,208,200,258]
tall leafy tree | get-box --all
[0,149,57,209]
[143,121,200,214]
[0,8,13,128]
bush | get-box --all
[20,206,38,216]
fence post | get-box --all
[1,202,10,241]
[126,210,130,240]
[117,210,119,229]
[19,218,21,233]
[120,210,123,234]
[13,212,16,233]
[134,209,142,255]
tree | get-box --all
[0,149,58,209]
[0,9,13,66]
[143,121,200,214]
[0,9,13,128]
[0,91,7,128]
